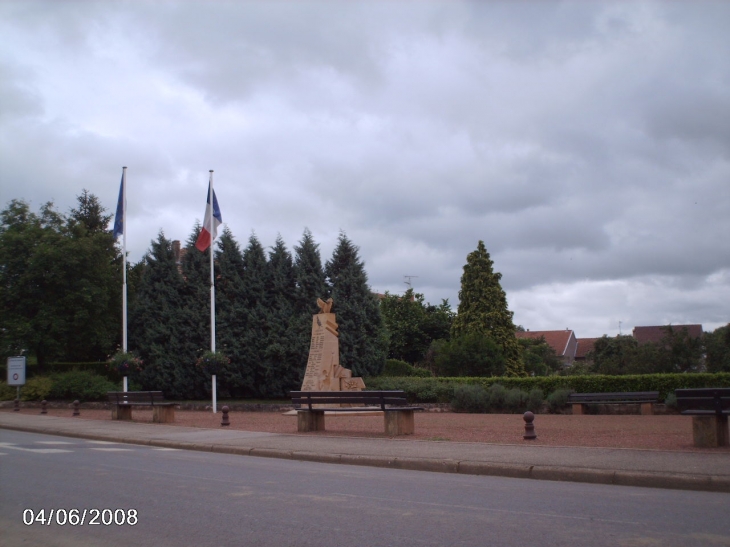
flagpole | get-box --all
[209,170,217,413]
[121,166,128,392]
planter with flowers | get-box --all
[195,351,230,376]
[107,351,144,377]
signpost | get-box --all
[7,356,26,402]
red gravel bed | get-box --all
[8,408,730,453]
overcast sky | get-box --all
[1,1,728,337]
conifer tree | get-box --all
[130,232,198,398]
[239,234,271,396]
[325,233,387,377]
[293,228,328,315]
[215,228,255,397]
[451,240,525,377]
[260,236,301,396]
[179,224,212,397]
[292,228,328,380]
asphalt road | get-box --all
[1,429,729,547]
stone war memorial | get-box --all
[300,298,366,393]
[293,298,420,435]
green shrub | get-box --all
[487,384,507,409]
[21,376,53,401]
[504,388,528,413]
[547,388,572,413]
[451,385,490,413]
[0,381,17,401]
[526,388,545,413]
[381,359,432,378]
[664,392,677,409]
[49,370,117,401]
[366,372,730,404]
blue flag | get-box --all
[113,171,124,240]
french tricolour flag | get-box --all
[195,181,222,252]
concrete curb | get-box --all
[2,421,728,493]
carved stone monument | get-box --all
[300,298,365,392]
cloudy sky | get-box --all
[1,1,728,338]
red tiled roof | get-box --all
[632,325,703,345]
[575,338,600,359]
[515,330,574,357]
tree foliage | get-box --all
[518,337,563,376]
[589,327,705,375]
[431,333,506,377]
[705,324,730,373]
[451,241,525,376]
[0,194,121,366]
[325,233,387,377]
[380,289,453,365]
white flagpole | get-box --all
[209,170,217,413]
[122,166,128,393]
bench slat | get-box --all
[290,390,413,410]
[675,388,730,416]
[568,392,659,404]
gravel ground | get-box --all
[8,407,730,453]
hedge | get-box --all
[364,373,730,403]
[0,362,112,380]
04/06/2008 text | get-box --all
[23,508,138,526]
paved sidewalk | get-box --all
[1,411,729,493]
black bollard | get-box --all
[72,400,80,417]
[221,405,230,427]
[523,411,537,440]
[14,398,20,412]
[41,400,47,414]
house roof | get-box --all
[632,324,703,344]
[515,330,575,357]
[575,338,600,359]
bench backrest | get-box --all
[107,391,166,405]
[567,391,659,403]
[290,390,408,410]
[675,388,730,415]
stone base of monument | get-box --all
[692,415,729,447]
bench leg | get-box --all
[113,406,132,421]
[691,416,729,448]
[297,411,325,432]
[153,406,175,423]
[384,410,415,436]
[571,403,586,415]
[640,402,654,416]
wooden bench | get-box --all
[675,388,730,447]
[567,391,659,415]
[290,390,423,435]
[107,391,176,423]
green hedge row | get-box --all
[364,373,730,403]
[0,362,111,379]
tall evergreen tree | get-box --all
[293,228,328,315]
[293,228,328,380]
[179,224,212,396]
[260,236,301,396]
[451,241,525,377]
[215,228,255,397]
[239,234,271,396]
[130,232,199,398]
[325,233,387,377]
